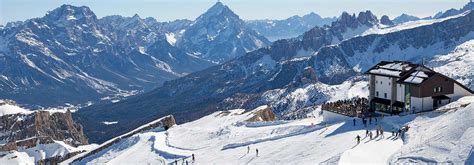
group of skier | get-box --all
[248,146,259,157]
[173,154,195,165]
[391,125,410,139]
[356,124,410,144]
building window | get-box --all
[384,93,387,98]
[376,91,379,97]
[434,87,443,93]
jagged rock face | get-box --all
[434,1,473,19]
[0,111,88,149]
[0,5,211,106]
[302,10,380,50]
[177,2,270,63]
[246,12,336,41]
[300,66,318,84]
[380,15,394,26]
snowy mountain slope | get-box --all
[0,141,97,164]
[71,98,474,164]
[256,78,368,119]
[76,10,474,144]
[0,100,32,116]
[246,12,336,41]
[176,2,271,63]
[389,99,474,164]
[430,39,474,89]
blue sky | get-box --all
[0,0,469,25]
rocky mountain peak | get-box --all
[380,15,394,26]
[198,1,237,21]
[463,0,474,10]
[338,12,355,25]
[357,10,379,26]
[45,4,97,23]
[178,1,270,63]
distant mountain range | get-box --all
[75,10,474,143]
[0,2,269,106]
[392,1,474,24]
[246,13,337,41]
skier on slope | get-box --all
[247,146,250,153]
[192,154,195,162]
[256,148,259,157]
[369,131,373,140]
[366,129,369,137]
[356,135,361,144]
[380,128,384,138]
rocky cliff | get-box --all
[0,110,88,150]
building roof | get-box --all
[364,61,419,78]
[397,67,436,85]
[366,61,474,94]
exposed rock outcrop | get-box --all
[246,106,276,122]
[0,110,88,151]
[380,15,394,26]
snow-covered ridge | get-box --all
[0,141,98,165]
[64,115,176,164]
[0,100,32,116]
[362,11,471,36]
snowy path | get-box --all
[339,133,403,164]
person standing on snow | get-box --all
[380,128,384,138]
[192,154,195,162]
[369,131,373,139]
[356,135,361,144]
[247,146,250,153]
[366,129,369,137]
[256,148,259,157]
